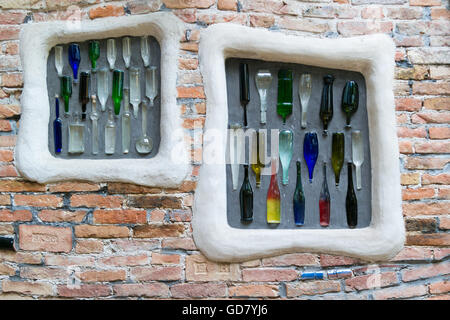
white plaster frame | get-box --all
[16,13,189,188]
[193,24,405,262]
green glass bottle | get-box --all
[342,80,359,128]
[331,132,345,186]
[112,69,124,116]
[346,162,357,228]
[60,75,72,117]
[240,165,253,222]
[88,40,100,71]
[277,69,293,124]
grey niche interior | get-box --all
[47,36,161,159]
[225,58,372,230]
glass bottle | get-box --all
[331,132,345,186]
[346,162,358,228]
[255,69,272,125]
[303,132,319,183]
[107,38,116,70]
[88,40,100,71]
[53,94,62,153]
[319,162,330,227]
[145,66,158,107]
[112,69,124,116]
[251,129,265,188]
[319,75,335,135]
[79,71,90,120]
[240,165,253,222]
[105,109,116,155]
[97,68,109,112]
[87,96,98,155]
[68,112,85,154]
[342,80,359,128]
[277,69,293,124]
[54,45,63,77]
[293,161,305,226]
[352,130,364,190]
[229,123,243,191]
[299,73,312,129]
[267,157,281,224]
[122,37,131,69]
[122,88,131,154]
[135,102,153,154]
[68,43,81,83]
[141,36,150,67]
[239,63,250,127]
[279,129,293,185]
[60,75,72,117]
[130,67,141,118]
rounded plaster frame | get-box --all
[193,24,405,263]
[15,13,190,188]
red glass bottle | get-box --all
[319,162,330,227]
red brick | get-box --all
[170,283,227,298]
[0,194,10,206]
[179,58,198,70]
[337,21,392,36]
[278,17,330,33]
[93,209,147,224]
[229,284,279,297]
[242,268,297,282]
[149,209,166,222]
[396,114,409,124]
[345,272,398,291]
[434,248,450,260]
[186,254,241,281]
[395,98,422,111]
[399,141,413,154]
[44,255,95,267]
[177,86,205,99]
[286,281,341,297]
[89,5,124,19]
[391,247,434,261]
[429,281,450,294]
[163,0,215,9]
[0,120,12,131]
[397,127,427,138]
[0,263,15,276]
[75,225,130,238]
[412,112,450,125]
[162,238,196,250]
[20,267,68,281]
[250,14,275,28]
[0,150,13,162]
[113,283,169,297]
[0,209,32,222]
[99,254,149,267]
[75,239,103,254]
[406,233,450,246]
[57,284,111,298]
[110,239,159,252]
[423,173,450,185]
[131,266,182,281]
[415,141,450,154]
[403,202,449,216]
[39,210,86,223]
[133,224,185,238]
[402,188,435,201]
[439,217,450,230]
[0,11,26,24]
[218,0,237,10]
[320,254,362,267]
[373,284,428,300]
[400,173,421,185]
[0,26,20,41]
[0,164,17,177]
[15,194,62,207]
[404,157,449,170]
[70,194,124,208]
[413,82,450,95]
[2,280,53,296]
[19,225,72,253]
[429,127,450,139]
[0,180,46,192]
[402,262,450,282]
[386,7,423,19]
[437,188,450,200]
[431,8,450,19]
[151,252,181,264]
[107,182,161,194]
[79,270,126,282]
[261,253,319,267]
[168,209,192,222]
[409,0,441,5]
[182,117,205,129]
[424,98,450,111]
[1,73,22,87]
[48,182,100,192]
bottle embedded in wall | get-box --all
[68,112,85,154]
[279,129,293,185]
[53,94,62,154]
[239,63,250,127]
[331,132,345,186]
[112,69,124,116]
[319,75,334,135]
[68,43,81,83]
[105,109,116,155]
[122,88,131,154]
[293,160,305,226]
[89,40,100,71]
[319,162,330,227]
[240,164,253,222]
[303,132,319,183]
[277,69,293,124]
[342,80,359,128]
[251,129,265,188]
[267,157,281,224]
[346,162,358,228]
[79,71,90,120]
[90,95,99,155]
[60,75,72,117]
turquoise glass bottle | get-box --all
[279,129,293,185]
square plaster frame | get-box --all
[15,13,190,188]
[193,24,405,263]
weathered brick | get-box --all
[149,208,166,222]
[107,182,161,194]
[0,150,13,162]
[429,281,450,294]
[133,223,185,238]
[0,26,20,41]
[395,66,428,80]
[400,173,421,185]
[20,267,68,281]
[128,195,183,209]
[0,209,32,222]
[110,239,159,252]
[79,270,126,282]
[242,268,297,282]
[415,141,450,154]
[57,284,111,298]
[2,280,54,296]
[250,14,275,28]
[373,284,428,300]
[412,112,450,124]
[71,194,124,208]
[345,272,397,292]
[404,157,449,170]
[229,284,279,297]
[430,66,450,80]
[131,266,182,281]
[278,16,330,33]
[406,217,437,232]
[395,98,422,111]
[402,188,435,200]
[48,182,100,192]
[397,21,450,36]
[93,209,147,224]
[337,21,392,36]
[38,210,86,223]
[75,239,103,254]
[125,0,162,14]
[402,262,450,282]
[320,254,362,267]
[163,0,215,9]
[1,72,22,87]
[403,202,449,216]
[386,7,422,19]
[429,127,450,140]
[430,36,450,46]
[424,97,450,111]
[286,281,341,297]
[89,5,124,19]
[99,254,149,267]
[406,233,450,246]
[0,251,42,264]
[173,8,197,23]
[409,0,441,5]
[151,252,181,265]
[186,254,241,281]
[170,283,227,298]
[0,136,16,147]
[0,164,17,177]
[433,248,450,260]
[431,8,450,19]
[397,127,427,138]
[168,209,192,222]
[0,262,16,276]
[391,247,434,261]
[0,119,12,131]
[75,225,129,238]
[197,12,247,25]
[44,255,95,267]
[439,217,450,230]
[19,225,72,253]
[261,253,319,267]
[15,194,63,207]
[0,223,14,235]
[113,283,169,297]
[413,82,450,95]
[162,238,196,250]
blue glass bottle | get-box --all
[53,94,62,153]
[68,43,81,83]
[293,160,305,226]
[303,132,319,183]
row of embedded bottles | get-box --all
[53,37,158,156]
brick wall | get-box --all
[0,0,448,300]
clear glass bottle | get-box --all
[97,68,109,112]
[279,129,293,185]
[145,66,158,107]
[352,130,364,190]
[135,102,153,154]
[68,112,85,154]
[299,73,312,129]
[122,37,131,69]
[90,95,99,155]
[267,157,281,224]
[122,88,131,154]
[105,109,116,155]
[107,38,116,70]
[54,45,63,77]
[129,67,141,118]
[229,123,243,191]
[240,165,253,222]
[141,36,150,67]
[255,69,272,125]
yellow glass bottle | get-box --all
[267,157,281,224]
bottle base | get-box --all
[267,220,280,224]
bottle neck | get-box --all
[348,163,353,187]
[55,96,60,118]
[244,165,249,179]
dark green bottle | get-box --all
[293,161,305,226]
[239,165,253,222]
[79,71,90,120]
[342,80,359,128]
[112,69,124,116]
[88,40,100,71]
[60,75,72,117]
[319,75,334,135]
[239,63,250,127]
[277,69,293,124]
[346,162,357,228]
